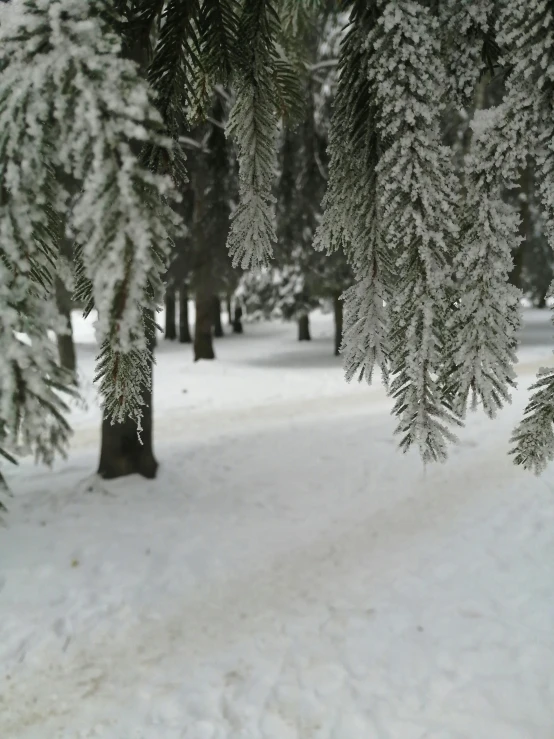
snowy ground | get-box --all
[1,309,554,738]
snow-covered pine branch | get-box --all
[314,1,392,386]
[145,0,199,183]
[501,0,554,471]
[319,0,461,461]
[0,0,179,467]
[370,0,462,462]
[439,0,499,109]
[226,0,281,269]
[441,102,526,420]
[0,10,77,477]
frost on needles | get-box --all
[318,0,554,471]
[317,0,463,463]
[314,2,391,388]
[500,0,554,472]
[0,0,178,470]
[226,0,280,270]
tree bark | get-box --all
[98,317,158,480]
[179,283,192,343]
[232,305,243,334]
[194,260,216,360]
[164,288,177,340]
[191,157,215,360]
[333,292,343,357]
[298,313,311,341]
[194,292,216,360]
[55,275,77,373]
[213,295,224,337]
[226,294,233,325]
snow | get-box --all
[1,309,554,738]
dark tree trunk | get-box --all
[98,318,158,480]
[333,292,343,357]
[509,164,530,290]
[538,292,548,309]
[191,157,215,361]
[179,283,192,343]
[55,276,77,373]
[298,313,311,341]
[226,294,233,325]
[213,295,224,337]
[232,305,243,334]
[164,289,177,340]
[194,291,216,360]
[194,261,216,360]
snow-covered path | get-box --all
[2,393,554,737]
[1,312,554,738]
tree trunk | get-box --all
[194,260,216,360]
[164,289,177,340]
[509,163,531,290]
[226,294,232,325]
[213,295,224,337]
[194,289,216,360]
[298,313,311,341]
[191,157,215,361]
[333,292,343,357]
[179,283,192,343]
[98,317,158,480]
[55,275,77,373]
[232,305,243,334]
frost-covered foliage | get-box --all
[314,0,554,470]
[235,268,282,321]
[226,0,325,270]
[497,0,554,472]
[314,2,391,387]
[5,0,554,477]
[317,0,462,462]
[239,5,350,325]
[439,0,499,109]
[373,2,463,462]
[236,256,320,322]
[226,0,280,269]
[0,0,178,476]
[442,105,523,421]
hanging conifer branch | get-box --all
[314,0,391,386]
[498,0,554,472]
[439,0,500,109]
[0,0,179,466]
[371,0,462,462]
[317,0,462,461]
[118,0,165,61]
[144,0,202,183]
[226,0,281,269]
[198,0,240,86]
[441,101,527,421]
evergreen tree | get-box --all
[5,0,554,482]
[0,0,177,482]
[495,0,554,472]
